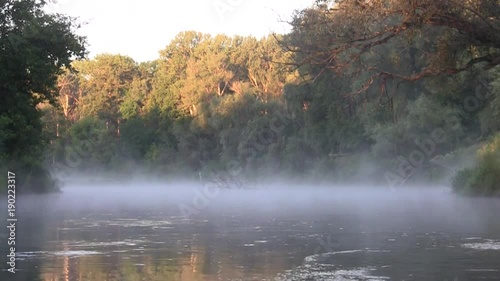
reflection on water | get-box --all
[1,184,500,280]
[8,211,309,281]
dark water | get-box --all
[1,183,500,281]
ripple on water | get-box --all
[106,220,172,227]
[77,219,172,228]
[276,250,390,281]
[18,250,103,258]
[305,250,364,263]
[17,251,47,259]
[462,240,500,250]
[68,239,147,247]
[275,266,390,281]
[52,251,103,257]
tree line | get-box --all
[1,0,499,194]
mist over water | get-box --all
[2,182,500,280]
[3,0,500,280]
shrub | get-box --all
[451,134,500,196]
[451,168,474,194]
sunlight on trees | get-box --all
[3,0,500,194]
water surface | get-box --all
[1,183,500,280]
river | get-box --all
[1,183,499,280]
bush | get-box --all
[0,160,60,194]
[451,134,500,196]
[367,95,463,159]
[451,168,474,194]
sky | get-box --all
[45,0,315,62]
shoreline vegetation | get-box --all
[452,134,500,197]
[1,0,499,195]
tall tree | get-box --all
[288,0,500,91]
[0,0,86,192]
[74,54,138,132]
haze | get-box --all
[2,0,500,280]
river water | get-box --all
[1,183,500,281]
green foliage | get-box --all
[451,168,474,193]
[452,134,500,196]
[0,0,85,192]
[365,95,463,160]
[479,67,500,135]
[13,0,496,193]
[75,54,138,123]
[67,116,115,169]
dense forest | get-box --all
[1,0,499,195]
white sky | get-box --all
[45,0,315,62]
